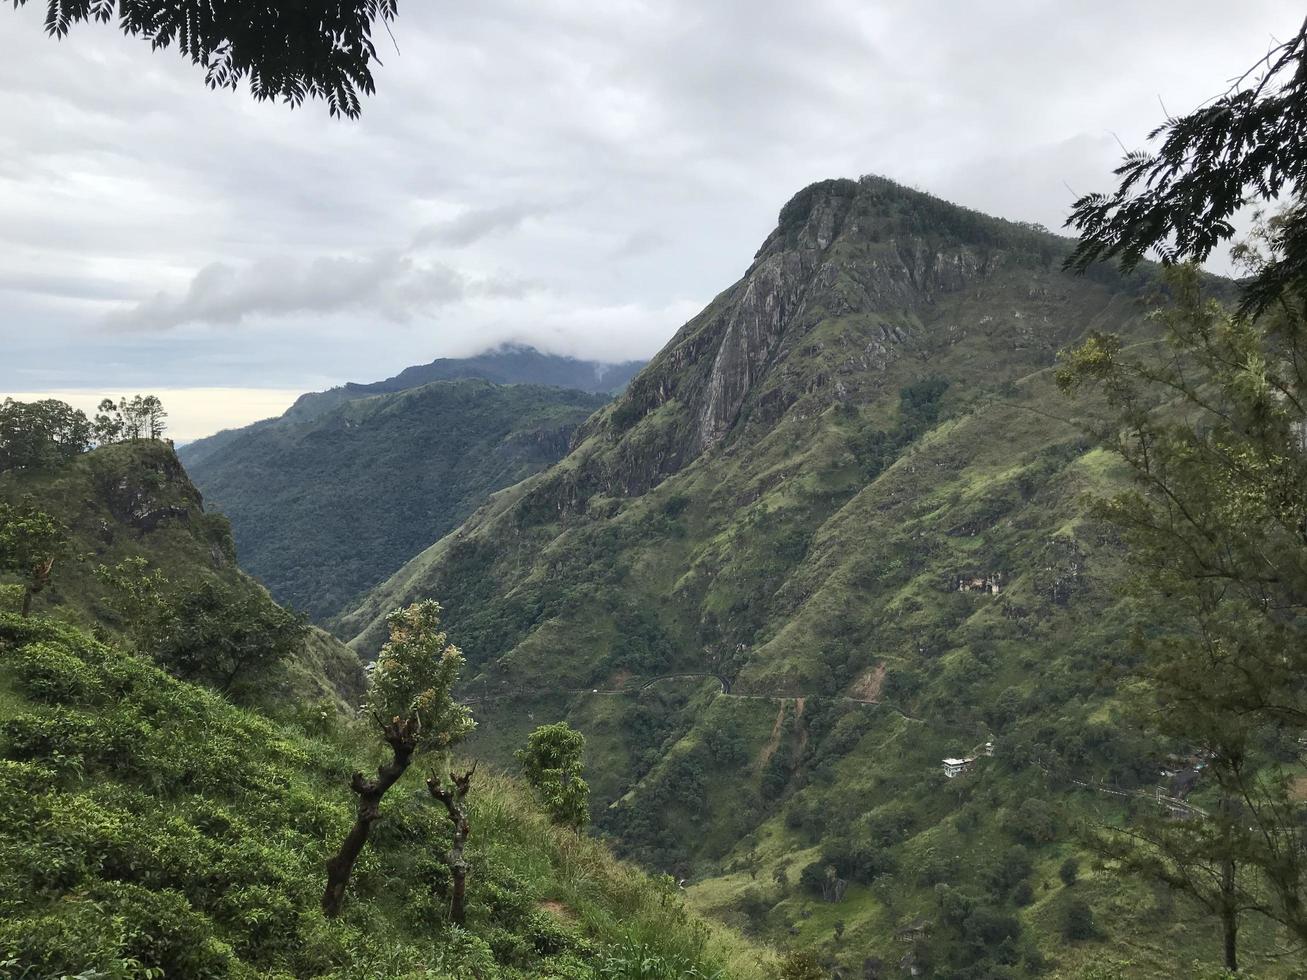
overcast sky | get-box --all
[1,1,1299,438]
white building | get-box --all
[942,757,972,778]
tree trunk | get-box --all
[1221,857,1239,972]
[429,764,476,927]
[321,719,418,918]
[22,559,54,619]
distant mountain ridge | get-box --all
[181,344,645,467]
[184,378,611,622]
[283,343,646,422]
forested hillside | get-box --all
[180,345,643,470]
[0,614,768,978]
[0,426,769,979]
[338,177,1295,975]
[0,437,363,710]
[184,380,610,622]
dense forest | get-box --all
[183,380,611,622]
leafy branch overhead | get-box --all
[14,0,399,118]
[1065,15,1307,315]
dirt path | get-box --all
[755,701,790,772]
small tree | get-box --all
[427,763,476,926]
[0,501,65,617]
[322,600,474,918]
[516,722,590,831]
[95,557,170,647]
[1059,857,1080,887]
[119,396,148,440]
[92,399,124,445]
[140,396,168,440]
[1060,896,1095,941]
[149,580,307,693]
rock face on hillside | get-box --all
[336,176,1176,971]
[521,176,1072,509]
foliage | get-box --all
[0,396,168,478]
[185,379,609,622]
[0,438,363,715]
[1060,896,1096,941]
[776,949,825,980]
[95,557,170,648]
[1060,261,1307,966]
[0,398,91,472]
[0,499,65,616]
[1059,857,1080,886]
[98,555,308,694]
[95,395,168,443]
[517,723,591,831]
[1065,15,1307,317]
[0,614,761,978]
[14,0,399,118]
[367,600,474,751]
[150,580,309,693]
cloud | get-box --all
[1,0,1301,437]
[413,202,548,248]
[107,249,535,330]
[611,229,669,260]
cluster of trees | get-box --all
[92,395,168,443]
[0,396,167,473]
[1060,16,1307,972]
[97,558,308,693]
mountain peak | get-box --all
[532,176,1121,509]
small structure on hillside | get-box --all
[955,572,1003,594]
[942,757,973,778]
[942,739,994,778]
[894,917,931,943]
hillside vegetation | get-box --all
[184,380,610,622]
[0,439,362,710]
[0,613,770,979]
[337,177,1292,975]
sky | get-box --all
[1,1,1300,439]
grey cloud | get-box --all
[611,230,669,260]
[107,250,526,331]
[413,202,547,248]
[1,0,1301,406]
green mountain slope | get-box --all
[180,344,644,470]
[0,439,362,710]
[0,613,771,978]
[337,177,1290,974]
[184,380,610,623]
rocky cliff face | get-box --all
[543,176,1059,508]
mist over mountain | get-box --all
[282,343,646,424]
